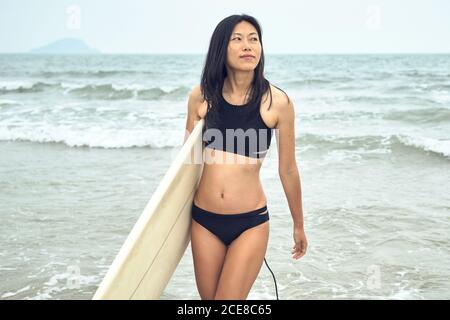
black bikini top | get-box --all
[204,92,273,159]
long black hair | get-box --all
[200,14,290,128]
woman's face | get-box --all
[226,21,261,72]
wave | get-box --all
[0,99,22,107]
[298,133,390,152]
[281,72,431,88]
[340,95,440,106]
[283,76,354,86]
[38,70,156,78]
[0,125,181,148]
[302,94,441,107]
[384,83,450,93]
[398,70,450,79]
[305,110,378,121]
[136,86,189,100]
[428,83,450,91]
[0,81,58,94]
[384,107,450,124]
[298,133,450,159]
[0,81,191,100]
[68,84,190,100]
[68,84,134,100]
[394,135,450,159]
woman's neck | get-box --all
[223,71,254,98]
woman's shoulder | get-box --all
[264,83,292,119]
[267,83,291,106]
[265,83,293,129]
[189,84,204,103]
[189,84,208,119]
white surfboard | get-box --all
[93,119,205,299]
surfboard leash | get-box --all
[264,257,279,300]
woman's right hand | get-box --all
[292,226,308,260]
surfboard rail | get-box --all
[93,118,205,299]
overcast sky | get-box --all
[1,0,449,54]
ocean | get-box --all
[0,53,449,299]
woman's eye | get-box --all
[231,37,258,41]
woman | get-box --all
[183,14,307,300]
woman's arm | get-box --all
[275,97,304,228]
[275,96,308,260]
[183,85,201,145]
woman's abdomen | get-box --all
[194,161,267,214]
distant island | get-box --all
[29,38,100,54]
